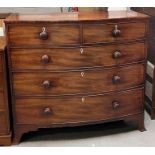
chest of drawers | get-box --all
[4,10,149,144]
[0,37,11,146]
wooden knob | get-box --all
[40,27,48,40]
[112,101,120,109]
[43,107,52,115]
[42,80,51,88]
[41,55,50,64]
[112,25,121,37]
[112,75,121,84]
[113,51,122,59]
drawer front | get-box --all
[10,42,145,70]
[0,110,9,134]
[83,22,146,44]
[15,88,143,125]
[9,24,80,46]
[12,64,144,96]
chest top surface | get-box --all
[4,10,148,24]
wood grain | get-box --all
[10,42,146,70]
[9,24,81,46]
[83,22,146,44]
[4,10,148,23]
[12,63,145,96]
[15,88,143,125]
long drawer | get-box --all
[12,63,145,96]
[10,42,146,70]
[83,22,146,44]
[15,88,143,125]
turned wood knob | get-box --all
[112,75,121,84]
[40,27,48,40]
[112,25,121,37]
[112,101,120,109]
[43,107,52,115]
[41,55,50,64]
[42,80,51,88]
[113,51,122,59]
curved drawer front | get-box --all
[15,88,143,125]
[83,22,146,44]
[12,64,145,96]
[10,42,145,70]
[9,24,80,46]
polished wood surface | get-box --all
[5,10,148,23]
[9,24,80,46]
[10,42,146,70]
[12,64,144,96]
[15,88,143,125]
[5,10,148,144]
[83,22,146,44]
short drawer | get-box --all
[15,88,143,125]
[10,42,146,70]
[12,63,145,96]
[8,24,80,46]
[83,22,146,44]
[0,110,9,134]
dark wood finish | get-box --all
[0,37,11,146]
[5,11,148,23]
[10,42,146,70]
[15,88,143,125]
[8,24,80,46]
[12,64,144,96]
[4,10,149,144]
[131,7,155,119]
[83,22,146,44]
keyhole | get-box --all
[80,48,84,54]
[82,97,85,103]
[81,72,85,77]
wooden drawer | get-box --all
[10,42,145,70]
[12,64,144,96]
[15,88,143,125]
[83,22,146,44]
[8,24,80,46]
[0,110,9,134]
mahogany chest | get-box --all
[4,10,149,143]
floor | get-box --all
[13,112,155,147]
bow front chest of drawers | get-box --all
[4,10,149,143]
